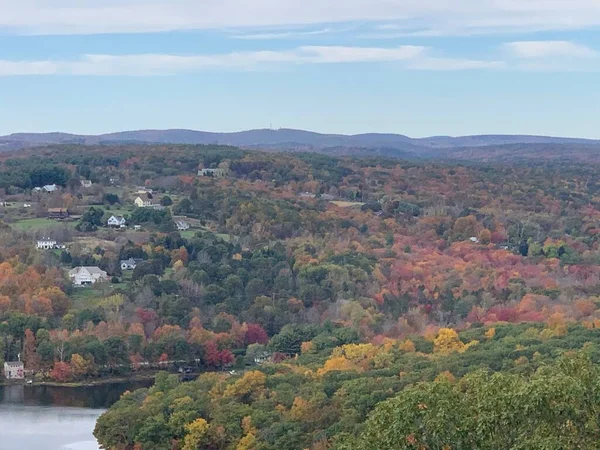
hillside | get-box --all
[2,144,600,448]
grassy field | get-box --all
[330,201,365,208]
[11,218,77,231]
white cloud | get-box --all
[2,0,600,36]
[0,45,504,76]
[504,41,597,58]
[232,28,335,40]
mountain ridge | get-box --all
[2,128,599,152]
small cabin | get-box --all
[3,361,24,380]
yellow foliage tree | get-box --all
[399,339,416,353]
[223,371,267,399]
[182,418,209,450]
[317,356,357,376]
[433,328,463,354]
[237,432,258,450]
[485,328,496,340]
[290,397,312,421]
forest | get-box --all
[1,143,600,448]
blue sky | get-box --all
[1,0,600,137]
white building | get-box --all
[120,258,141,270]
[107,215,127,228]
[176,220,190,231]
[134,194,154,208]
[69,266,109,286]
[198,168,227,177]
[4,361,24,380]
[43,184,58,193]
[80,180,92,188]
[36,237,57,250]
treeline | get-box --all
[95,322,600,449]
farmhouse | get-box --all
[47,208,70,219]
[36,237,57,250]
[80,180,93,188]
[69,266,109,286]
[107,215,127,228]
[3,361,24,380]
[134,194,154,208]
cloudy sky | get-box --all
[1,0,599,137]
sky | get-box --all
[1,0,600,138]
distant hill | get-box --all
[2,128,600,162]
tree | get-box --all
[76,207,105,231]
[23,328,40,371]
[71,353,92,378]
[103,193,120,205]
[50,361,72,382]
[182,418,209,450]
[351,353,600,450]
[160,195,173,206]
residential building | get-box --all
[43,184,58,193]
[4,361,24,380]
[107,215,127,228]
[134,194,154,208]
[80,180,92,188]
[47,208,70,219]
[198,168,227,177]
[69,266,109,286]
[176,220,190,231]
[120,258,142,270]
[299,192,316,199]
[36,237,57,250]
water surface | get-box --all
[0,381,151,450]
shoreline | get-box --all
[0,372,158,388]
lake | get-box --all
[0,381,152,450]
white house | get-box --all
[134,194,154,208]
[120,258,142,270]
[3,361,24,380]
[69,266,109,286]
[80,180,92,188]
[176,220,190,231]
[107,215,127,228]
[43,184,58,193]
[37,237,57,250]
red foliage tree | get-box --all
[50,361,72,382]
[244,323,268,345]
